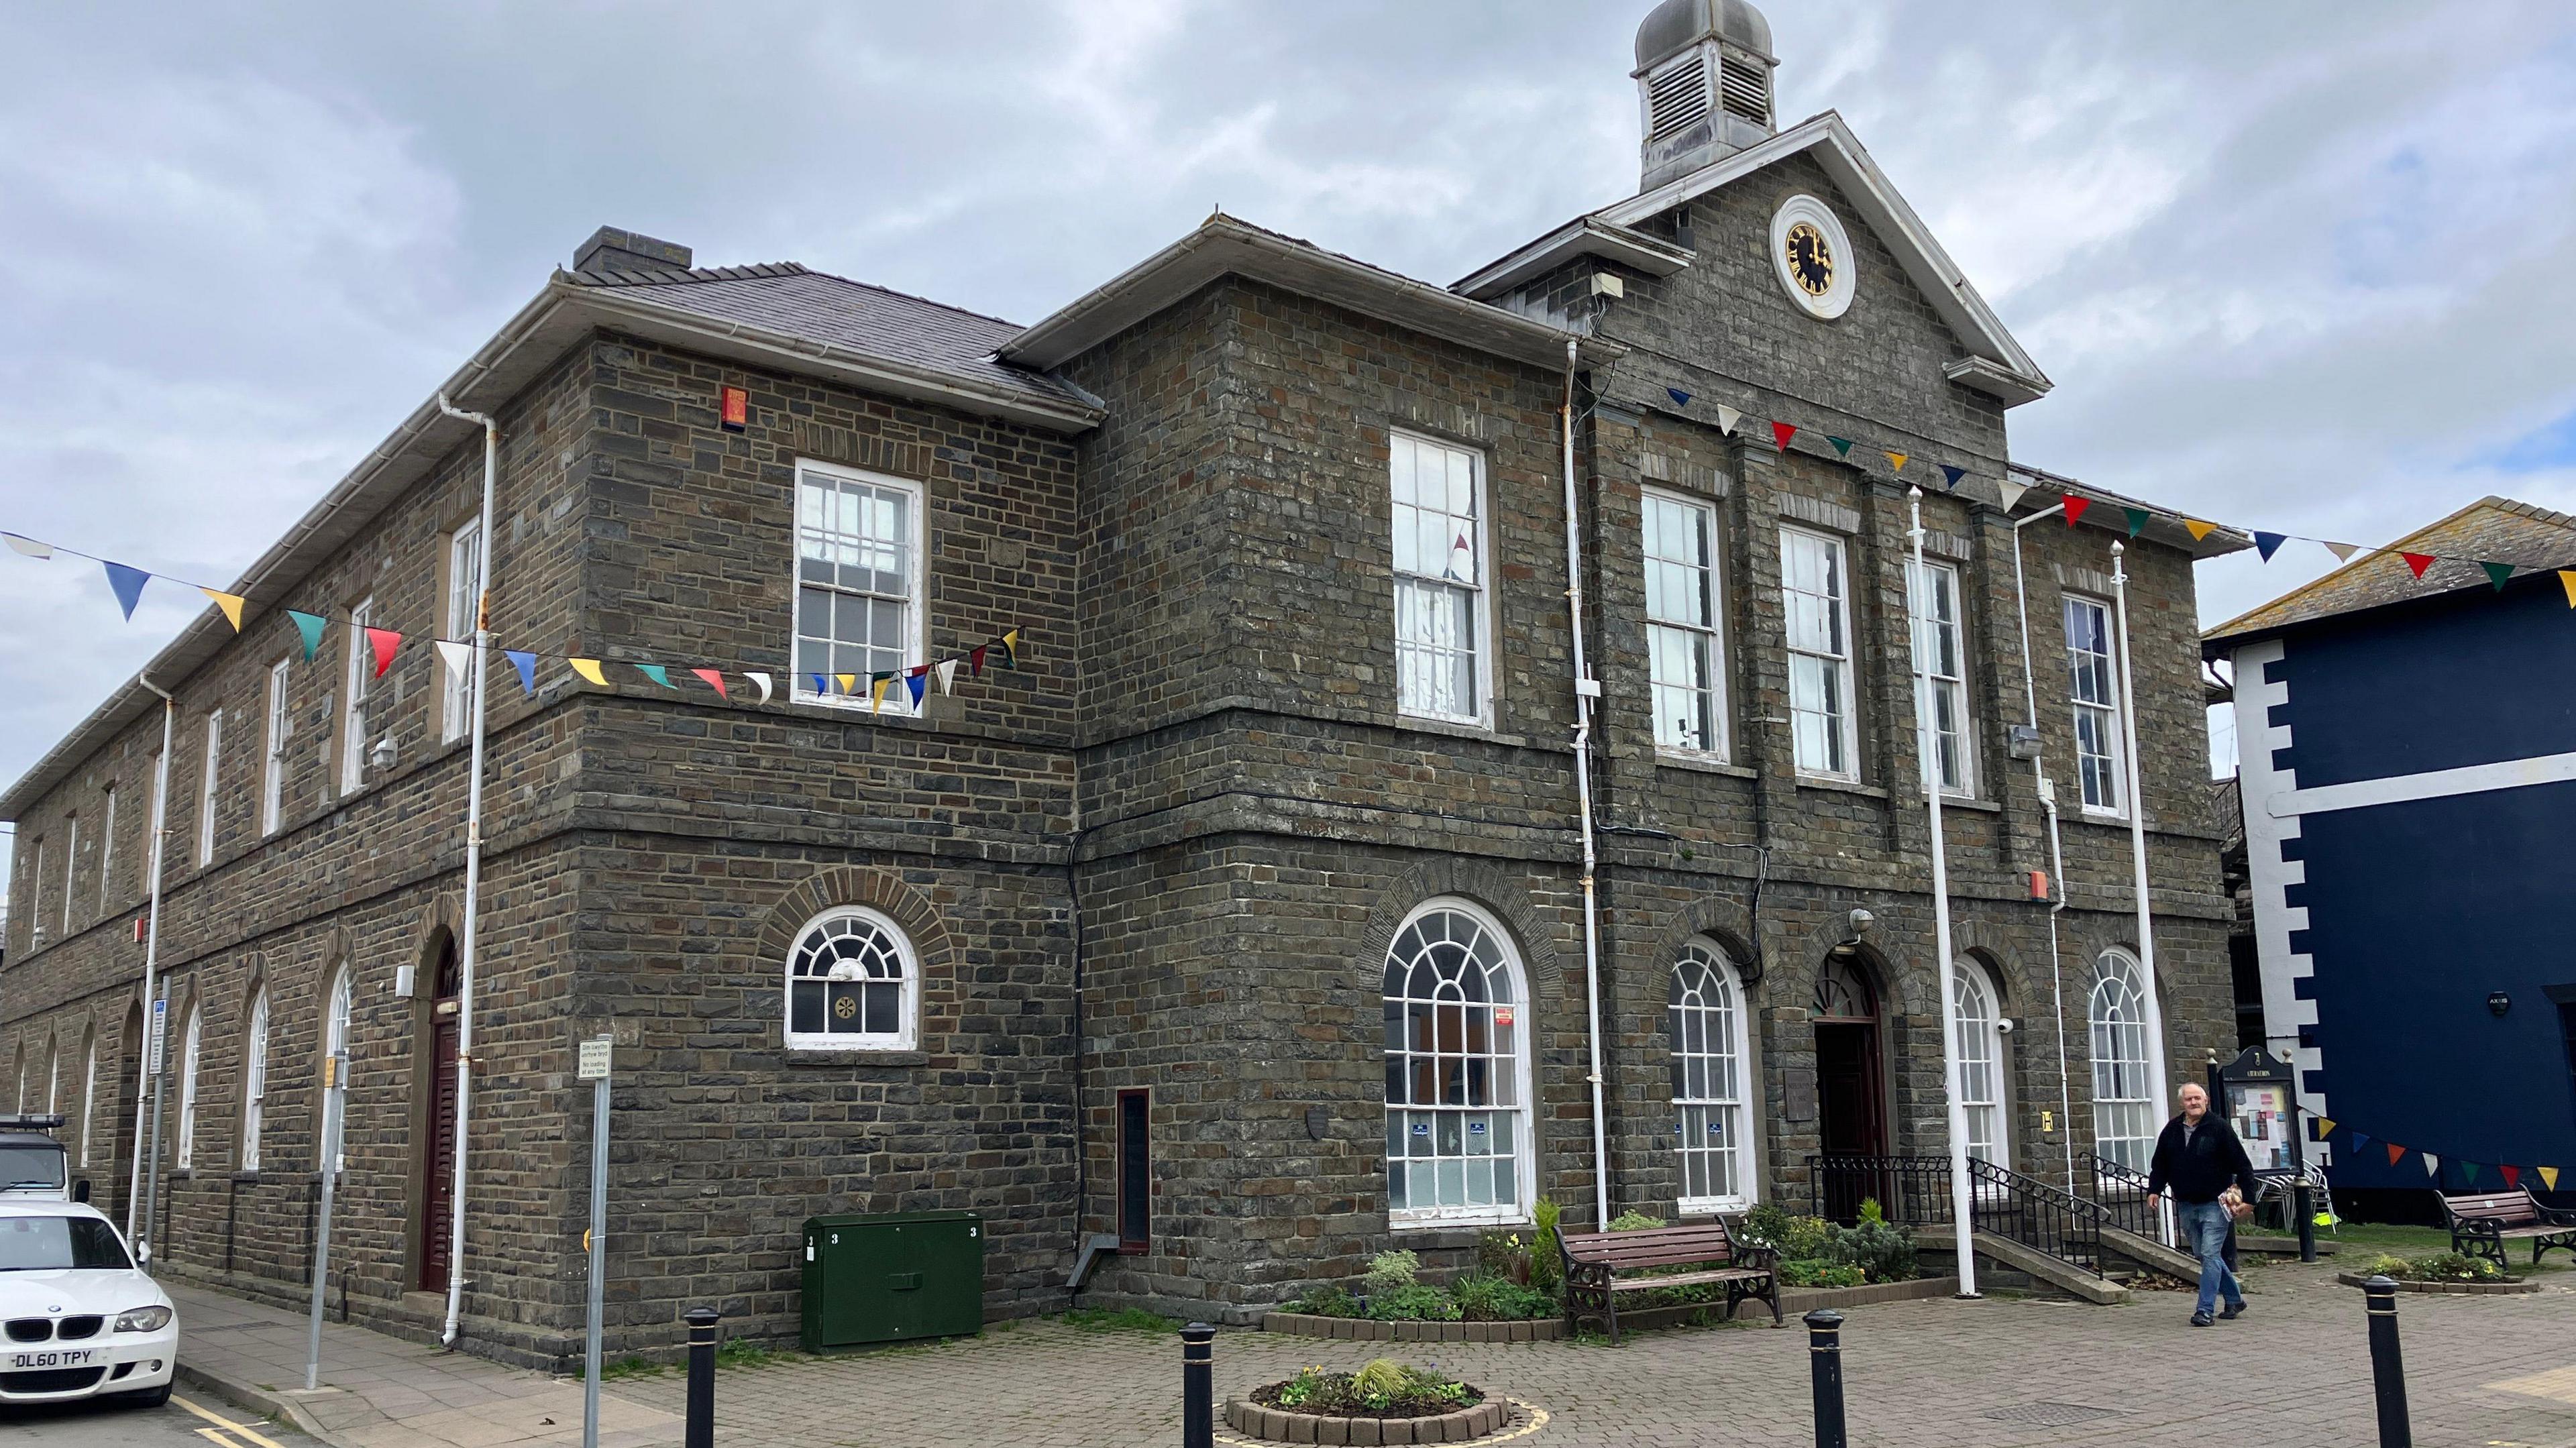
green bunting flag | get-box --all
[2124,508,2150,539]
[287,610,329,661]
[2481,561,2516,590]
[635,663,673,688]
[1826,435,1854,458]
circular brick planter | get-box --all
[2334,1272,2540,1296]
[1226,1393,1510,1445]
[1260,1313,1562,1343]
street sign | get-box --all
[147,998,168,1075]
[578,1038,612,1080]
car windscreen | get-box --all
[0,1217,131,1272]
[0,1146,64,1191]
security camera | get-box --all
[1997,1018,2016,1034]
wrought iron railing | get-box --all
[1809,1153,2112,1278]
[2078,1151,2160,1239]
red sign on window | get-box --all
[1495,1007,1515,1027]
[720,385,749,431]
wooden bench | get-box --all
[2440,1190,2576,1269]
[1556,1220,1780,1343]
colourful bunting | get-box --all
[2062,496,2092,527]
[288,610,329,662]
[2561,571,2576,608]
[936,659,958,695]
[1938,464,1966,491]
[1666,387,1691,406]
[1715,405,1742,437]
[434,640,472,682]
[1772,422,1797,452]
[836,673,857,696]
[2422,1152,2440,1178]
[635,663,672,689]
[1000,628,1022,667]
[2123,508,2150,539]
[869,675,892,714]
[2386,1141,2406,1166]
[2460,1161,2480,1184]
[905,671,926,708]
[808,672,830,695]
[1883,451,1908,474]
[366,627,402,679]
[2183,519,2218,543]
[692,668,728,699]
[1995,478,2029,511]
[2480,561,2516,590]
[506,650,538,695]
[2544,1166,2562,1191]
[1826,435,1854,458]
[2350,1131,2370,1154]
[970,645,988,677]
[103,561,150,620]
[201,588,247,632]
[2254,531,2287,561]
[746,671,773,705]
[2402,552,2435,577]
[1,533,55,559]
[2313,1116,2337,1140]
[570,658,608,686]
[2323,541,2359,562]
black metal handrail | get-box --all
[1809,1153,2112,1278]
[2077,1151,2160,1239]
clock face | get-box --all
[1784,222,1833,296]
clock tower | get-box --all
[1634,0,1779,190]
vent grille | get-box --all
[1647,55,1710,139]
[1720,54,1770,124]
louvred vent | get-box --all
[1719,54,1770,124]
[1647,55,1710,139]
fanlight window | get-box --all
[1813,957,1874,1021]
[786,907,917,1051]
[1381,901,1530,1226]
[1670,943,1753,1212]
[2089,950,2157,1170]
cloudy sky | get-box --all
[3,0,2574,885]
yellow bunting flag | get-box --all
[2313,1117,2336,1141]
[1883,451,1908,474]
[199,588,247,632]
[2183,519,2217,542]
[869,676,892,713]
[1001,627,1022,667]
[569,658,607,686]
[2542,1165,2561,1191]
[2560,571,2576,608]
[835,673,857,696]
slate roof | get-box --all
[2204,496,2576,646]
[559,260,1101,412]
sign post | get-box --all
[305,1051,346,1390]
[578,1036,612,1448]
[138,996,170,1272]
[2218,1046,2315,1262]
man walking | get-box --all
[2145,1082,2255,1327]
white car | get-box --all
[0,1201,175,1406]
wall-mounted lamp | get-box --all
[368,734,398,772]
[2006,724,2043,761]
[2487,991,2512,1017]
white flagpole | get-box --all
[127,684,176,1248]
[2109,541,2175,1246]
[1909,488,1978,1296]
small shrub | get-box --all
[1531,1199,1565,1296]
[1742,1205,1834,1260]
[1778,1260,1865,1288]
[1362,1249,1422,1296]
[1607,1211,1666,1232]
[1858,1198,1888,1226]
[2361,1253,2416,1280]
[1287,1284,1361,1319]
[1825,1218,1917,1284]
[1365,1282,1461,1322]
[1475,1228,1532,1282]
[2408,1253,2504,1283]
[1063,1306,1177,1333]
[1261,1361,1476,1416]
[714,1339,794,1370]
[1453,1272,1554,1321]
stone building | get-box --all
[0,0,2244,1363]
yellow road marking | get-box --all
[195,1429,252,1448]
[173,1393,292,1448]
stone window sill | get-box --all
[784,1049,929,1069]
[1796,776,1888,800]
[1654,753,1757,780]
[1392,714,1525,748]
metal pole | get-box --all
[139,996,167,1272]
[127,686,175,1242]
[304,1052,345,1390]
[1558,341,1611,1232]
[2108,541,2176,1247]
[433,393,498,1346]
[2290,1085,2318,1262]
[1181,1323,1214,1448]
[1909,488,1976,1296]
[2363,1276,2412,1448]
[584,1050,610,1448]
[1805,1309,1847,1448]
[684,1308,718,1448]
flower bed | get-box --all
[2337,1251,2536,1294]
[1226,1361,1509,1445]
[2337,1272,2539,1296]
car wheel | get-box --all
[117,1378,173,1408]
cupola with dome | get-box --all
[1633,0,1779,189]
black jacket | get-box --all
[2145,1113,2257,1205]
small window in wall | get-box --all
[443,522,484,742]
[1644,488,1726,758]
[784,906,918,1050]
[2065,596,2125,816]
[1117,1089,1150,1253]
[262,658,291,836]
[1389,433,1490,725]
[1908,559,1973,797]
[1781,526,1857,779]
[792,461,924,712]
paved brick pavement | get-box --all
[608,1258,2576,1448]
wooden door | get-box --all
[1816,1021,1887,1220]
[419,943,462,1292]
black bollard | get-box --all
[684,1307,719,1448]
[1805,1309,1847,1448]
[1181,1323,1215,1448]
[2363,1276,2411,1448]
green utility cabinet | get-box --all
[800,1211,983,1349]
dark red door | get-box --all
[419,944,461,1292]
[1816,1022,1887,1220]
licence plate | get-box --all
[9,1350,93,1368]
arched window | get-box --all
[44,1039,59,1115]
[241,990,270,1171]
[77,1033,98,1168]
[323,967,354,1174]
[785,907,918,1050]
[176,1007,203,1169]
[1952,960,2008,1168]
[2088,950,2157,1170]
[1670,942,1754,1212]
[1813,957,1874,1021]
[1382,899,1532,1226]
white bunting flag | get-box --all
[1715,405,1742,437]
[745,671,773,705]
[2422,1152,2440,1177]
[936,659,959,695]
[433,639,472,679]
[1995,478,2030,512]
[2,533,56,559]
[2323,541,2360,563]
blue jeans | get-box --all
[2178,1199,2244,1317]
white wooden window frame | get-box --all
[2065,595,2126,818]
[1780,525,1859,781]
[2088,948,2158,1171]
[241,989,270,1171]
[783,905,920,1052]
[1643,487,1727,760]
[78,1036,97,1168]
[1381,897,1534,1229]
[96,784,117,911]
[442,520,484,743]
[1953,958,2009,1170]
[790,459,927,715]
[262,657,291,836]
[1389,432,1495,729]
[1670,940,1755,1214]
[1908,558,1975,798]
[341,597,375,795]
[176,1007,202,1169]
[197,711,222,866]
[58,814,77,934]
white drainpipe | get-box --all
[433,393,500,1345]
[1907,489,1978,1296]
[1560,340,1611,1233]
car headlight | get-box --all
[113,1306,172,1333]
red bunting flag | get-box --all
[365,626,402,679]
[691,668,728,700]
[2401,552,2435,578]
[969,645,988,677]
[2385,1141,2406,1166]
[2062,496,2092,527]
[1771,422,1797,452]
[2502,1164,2521,1188]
